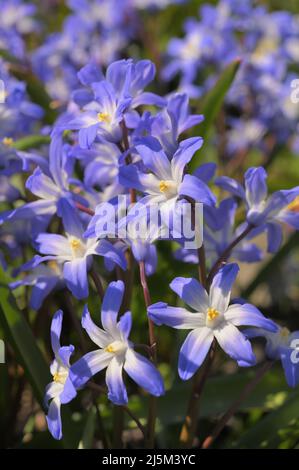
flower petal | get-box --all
[225,304,278,332]
[101,280,125,335]
[178,327,214,380]
[124,349,164,397]
[70,350,111,388]
[148,302,205,329]
[170,277,209,312]
[46,397,62,440]
[63,258,88,299]
[82,305,110,348]
[179,174,216,206]
[51,310,63,357]
[209,263,239,313]
[105,356,128,405]
[214,323,256,366]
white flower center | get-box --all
[159,180,178,199]
[105,340,127,356]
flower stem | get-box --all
[120,119,136,204]
[139,260,158,448]
[179,339,217,447]
[207,223,254,286]
[87,382,146,439]
[89,269,104,300]
[75,201,95,216]
[201,361,274,449]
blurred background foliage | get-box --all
[1,0,299,449]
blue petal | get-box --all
[179,174,216,206]
[214,323,256,366]
[117,311,132,339]
[280,347,299,388]
[124,349,165,397]
[79,124,99,149]
[170,277,209,312]
[82,305,109,348]
[209,263,239,313]
[225,304,278,332]
[51,310,63,357]
[46,397,62,440]
[178,328,214,380]
[93,240,127,270]
[244,167,268,207]
[105,356,128,405]
[70,350,111,388]
[148,302,204,329]
[171,137,203,182]
[59,376,77,404]
[266,222,283,253]
[193,163,217,183]
[63,258,89,299]
[135,138,171,179]
[214,176,245,199]
[101,280,125,334]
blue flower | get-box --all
[0,137,79,227]
[20,200,127,299]
[215,167,299,252]
[70,281,165,405]
[120,137,216,226]
[175,198,263,265]
[148,263,278,380]
[245,326,299,388]
[10,262,64,311]
[44,310,77,440]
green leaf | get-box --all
[232,392,299,449]
[12,135,51,151]
[158,366,289,425]
[78,407,97,449]
[0,267,78,448]
[189,59,241,171]
[200,59,241,140]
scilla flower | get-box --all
[215,167,299,252]
[70,281,165,405]
[148,263,278,380]
[245,326,299,387]
[44,310,77,440]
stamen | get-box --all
[287,196,299,212]
[70,238,81,250]
[159,180,169,193]
[97,112,111,123]
[105,344,115,353]
[207,307,219,322]
[2,137,13,146]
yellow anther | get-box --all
[105,344,115,353]
[2,137,13,146]
[97,112,111,123]
[159,180,169,193]
[70,238,81,250]
[48,260,60,274]
[287,196,299,212]
[53,373,64,384]
[207,307,220,322]
[280,327,290,338]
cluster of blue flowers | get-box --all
[0,0,299,445]
[163,0,299,156]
